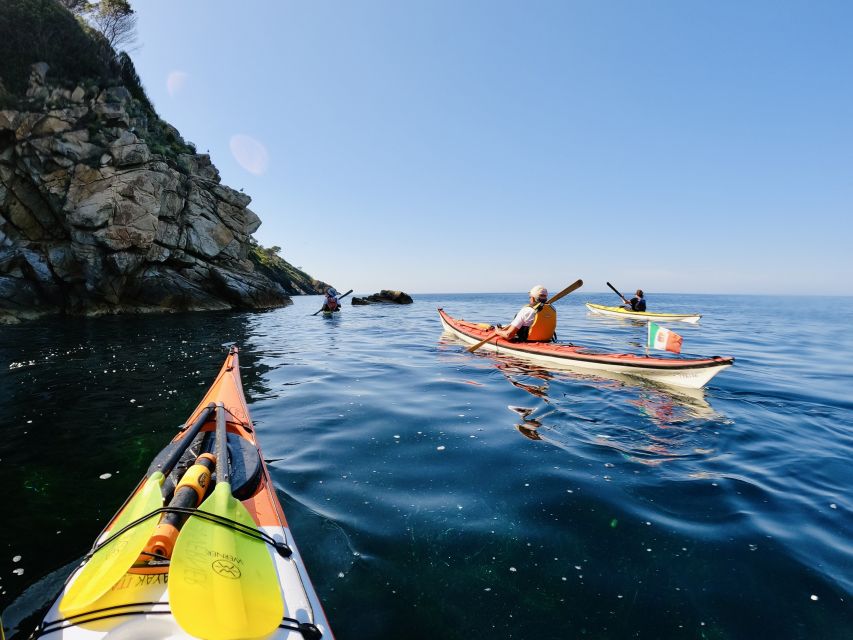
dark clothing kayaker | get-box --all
[494,285,557,342]
[622,289,646,312]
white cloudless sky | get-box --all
[131,0,853,295]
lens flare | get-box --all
[166,71,189,97]
[229,134,269,176]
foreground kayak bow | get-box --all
[36,346,333,640]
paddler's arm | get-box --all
[495,306,531,340]
[494,324,519,340]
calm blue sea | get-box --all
[2,292,852,639]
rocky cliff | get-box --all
[352,290,413,305]
[0,63,326,323]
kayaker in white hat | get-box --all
[322,287,340,313]
[493,285,557,342]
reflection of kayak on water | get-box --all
[498,355,719,432]
[492,357,714,415]
[509,402,718,466]
[439,334,719,421]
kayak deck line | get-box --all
[36,345,334,640]
[438,308,733,389]
[37,606,322,639]
[585,302,702,323]
[77,504,294,566]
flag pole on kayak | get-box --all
[312,288,353,315]
[171,403,284,640]
[467,279,584,353]
[59,404,216,616]
[606,281,630,305]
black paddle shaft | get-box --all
[151,404,215,476]
[312,289,354,315]
[606,282,628,302]
[215,402,230,485]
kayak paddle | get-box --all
[467,279,583,353]
[544,279,584,306]
[312,288,353,315]
[170,403,284,640]
[606,281,629,305]
[59,404,215,616]
[466,329,502,353]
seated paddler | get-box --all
[621,289,646,312]
[322,287,340,312]
[493,285,557,342]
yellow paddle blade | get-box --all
[170,482,284,640]
[59,472,166,616]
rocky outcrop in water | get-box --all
[351,290,413,305]
[0,64,323,323]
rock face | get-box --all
[0,64,312,323]
[352,290,413,305]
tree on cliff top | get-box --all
[56,0,138,53]
[88,0,138,53]
[0,0,146,105]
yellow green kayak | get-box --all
[585,303,702,324]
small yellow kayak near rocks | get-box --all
[585,303,702,324]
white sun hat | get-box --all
[529,285,548,301]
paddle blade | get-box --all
[546,278,583,305]
[59,472,166,616]
[467,331,498,353]
[170,482,284,640]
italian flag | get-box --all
[648,322,683,354]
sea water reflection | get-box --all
[482,357,725,469]
[3,293,852,640]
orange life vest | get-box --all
[526,303,556,341]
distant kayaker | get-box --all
[322,287,340,313]
[622,289,646,312]
[494,285,557,342]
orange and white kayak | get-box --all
[439,309,733,390]
[34,346,333,640]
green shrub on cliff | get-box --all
[118,51,154,113]
[0,1,200,164]
[249,244,328,295]
[0,0,109,94]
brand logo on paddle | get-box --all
[211,559,242,579]
[108,537,130,559]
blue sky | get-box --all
[130,0,852,295]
